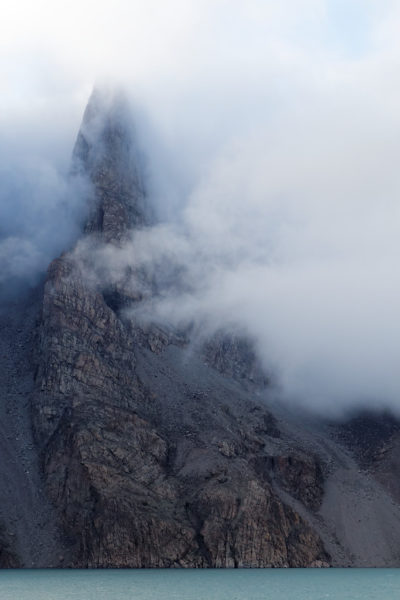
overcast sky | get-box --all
[2,1,400,414]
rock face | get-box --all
[31,90,329,567]
[72,88,148,241]
[3,89,400,568]
[203,332,269,388]
[33,250,328,566]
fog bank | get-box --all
[2,1,400,412]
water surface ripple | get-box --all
[0,568,399,599]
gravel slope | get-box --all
[0,286,69,567]
[270,402,400,566]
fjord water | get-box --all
[0,569,399,600]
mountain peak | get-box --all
[72,88,148,243]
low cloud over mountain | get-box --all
[2,1,400,412]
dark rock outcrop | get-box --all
[32,238,328,567]
[30,89,329,567]
[203,331,269,388]
[72,88,148,242]
[4,88,400,568]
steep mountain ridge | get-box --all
[1,89,400,567]
[31,90,329,567]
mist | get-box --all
[2,0,400,413]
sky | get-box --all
[2,0,400,414]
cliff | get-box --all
[1,90,400,567]
[31,90,327,567]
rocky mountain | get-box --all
[1,89,400,567]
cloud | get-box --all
[0,157,90,294]
[2,1,400,412]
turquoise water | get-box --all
[0,569,399,599]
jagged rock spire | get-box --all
[72,87,148,243]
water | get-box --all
[0,569,399,600]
